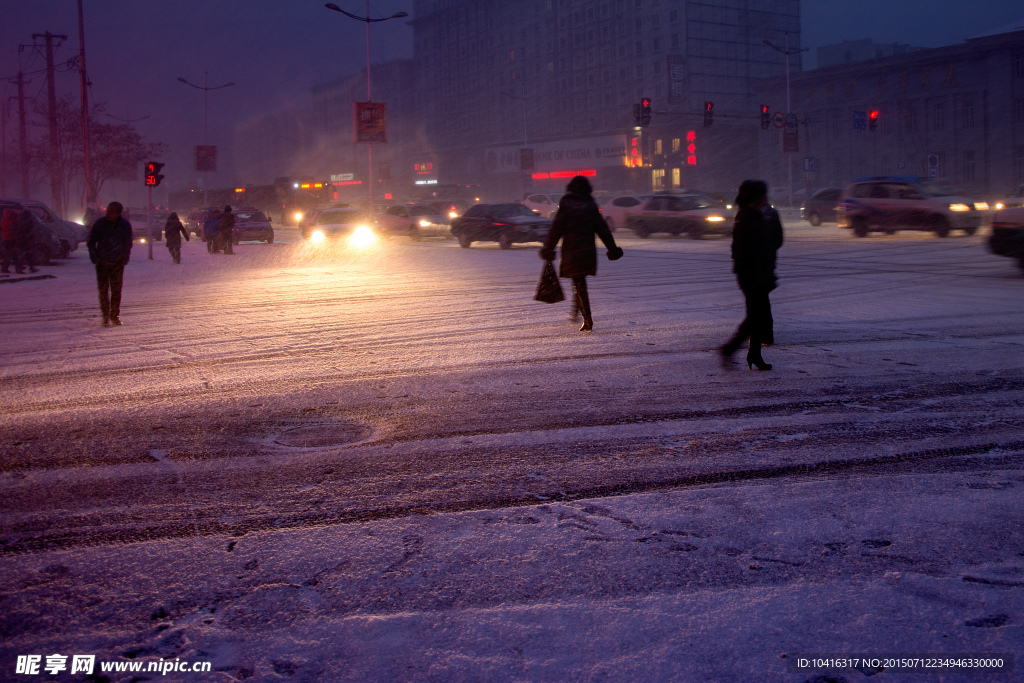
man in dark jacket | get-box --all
[218,205,235,255]
[13,209,39,273]
[540,175,623,331]
[203,209,221,253]
[1,208,21,273]
[163,212,189,264]
[87,201,133,326]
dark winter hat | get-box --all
[224,205,233,212]
[566,175,593,196]
[735,180,768,208]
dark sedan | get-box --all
[232,208,274,244]
[450,203,551,249]
[989,207,1024,273]
[800,188,843,226]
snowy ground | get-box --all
[1,220,1023,682]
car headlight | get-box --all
[448,211,459,218]
[310,229,326,243]
[705,216,725,222]
[948,203,970,212]
[347,225,377,249]
[995,202,1005,210]
[973,202,989,211]
[419,219,432,227]
[294,212,304,222]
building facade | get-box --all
[756,28,1024,202]
[412,0,801,198]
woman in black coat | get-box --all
[720,180,783,370]
[540,175,623,331]
[163,212,190,264]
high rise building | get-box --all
[413,0,801,197]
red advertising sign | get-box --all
[353,102,387,143]
[195,145,217,172]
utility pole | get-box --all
[14,71,30,198]
[34,32,68,217]
[1,99,8,197]
[77,0,95,211]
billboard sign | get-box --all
[354,102,387,143]
[195,145,217,172]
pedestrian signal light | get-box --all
[760,104,770,129]
[703,101,714,127]
[640,97,652,127]
[868,110,879,132]
[145,161,165,187]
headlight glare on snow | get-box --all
[347,225,377,249]
[419,219,432,227]
[310,229,326,244]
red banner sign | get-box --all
[353,102,387,143]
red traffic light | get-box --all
[642,97,651,107]
[869,110,879,120]
[761,105,769,114]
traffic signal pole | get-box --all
[147,185,153,260]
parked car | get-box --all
[800,188,843,226]
[2,198,79,258]
[450,203,551,249]
[837,176,984,237]
[376,204,451,239]
[626,193,730,238]
[599,194,652,232]
[0,200,62,264]
[988,206,1024,273]
[522,193,562,218]
[301,207,377,245]
[231,207,274,244]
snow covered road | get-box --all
[1,225,1022,681]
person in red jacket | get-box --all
[1,208,21,273]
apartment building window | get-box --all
[963,150,976,182]
[932,103,945,130]
[962,99,976,129]
[635,41,643,56]
[652,169,665,190]
[672,168,681,189]
[635,18,643,31]
[669,8,679,22]
[671,138,680,153]
[671,33,680,49]
[654,139,663,155]
[650,14,660,29]
[635,64,644,78]
[653,37,661,52]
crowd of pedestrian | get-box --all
[1,208,39,274]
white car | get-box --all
[376,204,451,240]
[599,194,652,232]
[523,193,562,218]
[993,185,1024,210]
[626,194,729,238]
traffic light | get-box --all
[868,110,879,132]
[145,161,165,187]
[703,101,714,127]
[760,104,771,129]
[640,97,652,127]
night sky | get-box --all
[1,0,1021,200]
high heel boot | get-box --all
[574,276,593,332]
[746,339,772,371]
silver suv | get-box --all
[837,176,984,238]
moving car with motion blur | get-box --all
[301,207,378,248]
[599,194,651,232]
[800,188,843,226]
[449,203,551,249]
[1,198,80,258]
[837,176,985,237]
[626,193,729,238]
[993,185,1024,210]
[522,193,563,218]
[376,204,450,240]
[231,207,274,244]
[988,205,1024,273]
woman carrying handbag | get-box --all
[539,175,623,332]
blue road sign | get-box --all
[853,111,866,130]
[803,157,817,173]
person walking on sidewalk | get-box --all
[204,209,221,254]
[13,209,38,273]
[720,180,783,371]
[1,208,22,273]
[218,205,235,255]
[163,212,189,264]
[87,202,133,326]
[540,175,623,332]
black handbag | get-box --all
[534,261,565,303]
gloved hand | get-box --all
[607,246,624,261]
[539,247,556,262]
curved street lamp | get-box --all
[763,37,808,209]
[177,72,235,206]
[325,3,409,206]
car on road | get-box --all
[522,193,562,218]
[301,207,378,246]
[599,194,652,232]
[450,203,551,249]
[993,185,1024,210]
[800,188,843,226]
[231,207,275,244]
[0,199,62,264]
[988,206,1024,273]
[837,176,985,237]
[1,198,80,258]
[626,193,730,239]
[376,204,451,240]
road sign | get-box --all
[195,145,217,172]
[785,112,798,130]
[803,157,817,173]
[928,154,939,168]
[772,112,785,128]
[928,167,939,178]
[853,110,866,130]
[897,161,907,172]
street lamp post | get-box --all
[177,72,235,207]
[325,3,408,209]
[764,35,808,209]
[501,88,530,197]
